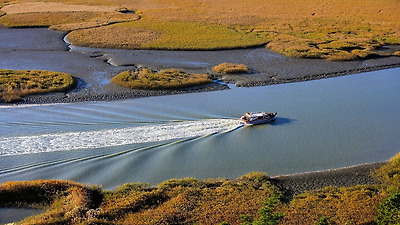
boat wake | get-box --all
[0,119,239,156]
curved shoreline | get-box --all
[271,161,386,196]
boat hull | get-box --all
[239,116,276,125]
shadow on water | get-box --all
[270,117,295,126]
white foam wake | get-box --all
[0,119,239,156]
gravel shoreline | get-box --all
[271,161,386,196]
[231,63,400,87]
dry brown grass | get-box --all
[1,2,120,14]
[66,24,156,48]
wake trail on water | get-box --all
[0,119,240,156]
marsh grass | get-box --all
[212,63,249,74]
[111,68,212,90]
[67,19,269,50]
[0,69,75,103]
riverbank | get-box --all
[1,157,397,225]
[272,161,386,196]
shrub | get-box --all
[212,63,249,74]
[316,216,329,225]
[280,185,384,224]
[253,195,285,225]
[377,189,400,225]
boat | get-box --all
[239,112,277,125]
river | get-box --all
[0,68,399,189]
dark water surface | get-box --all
[1,68,399,189]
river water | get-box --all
[1,67,399,189]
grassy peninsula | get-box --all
[0,69,75,103]
[0,0,399,60]
[111,68,212,90]
[1,153,399,225]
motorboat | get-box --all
[239,112,277,125]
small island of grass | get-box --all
[0,69,75,103]
[212,63,250,74]
[111,68,212,90]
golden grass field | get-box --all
[1,0,399,60]
[0,69,75,103]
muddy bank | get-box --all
[272,162,386,196]
[1,27,400,104]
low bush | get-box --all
[279,185,384,224]
[0,69,75,103]
[212,63,249,74]
[111,68,212,90]
[377,189,400,225]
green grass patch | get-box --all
[0,69,75,103]
[111,68,212,90]
[131,20,270,50]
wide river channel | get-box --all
[0,28,399,190]
[0,68,399,189]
